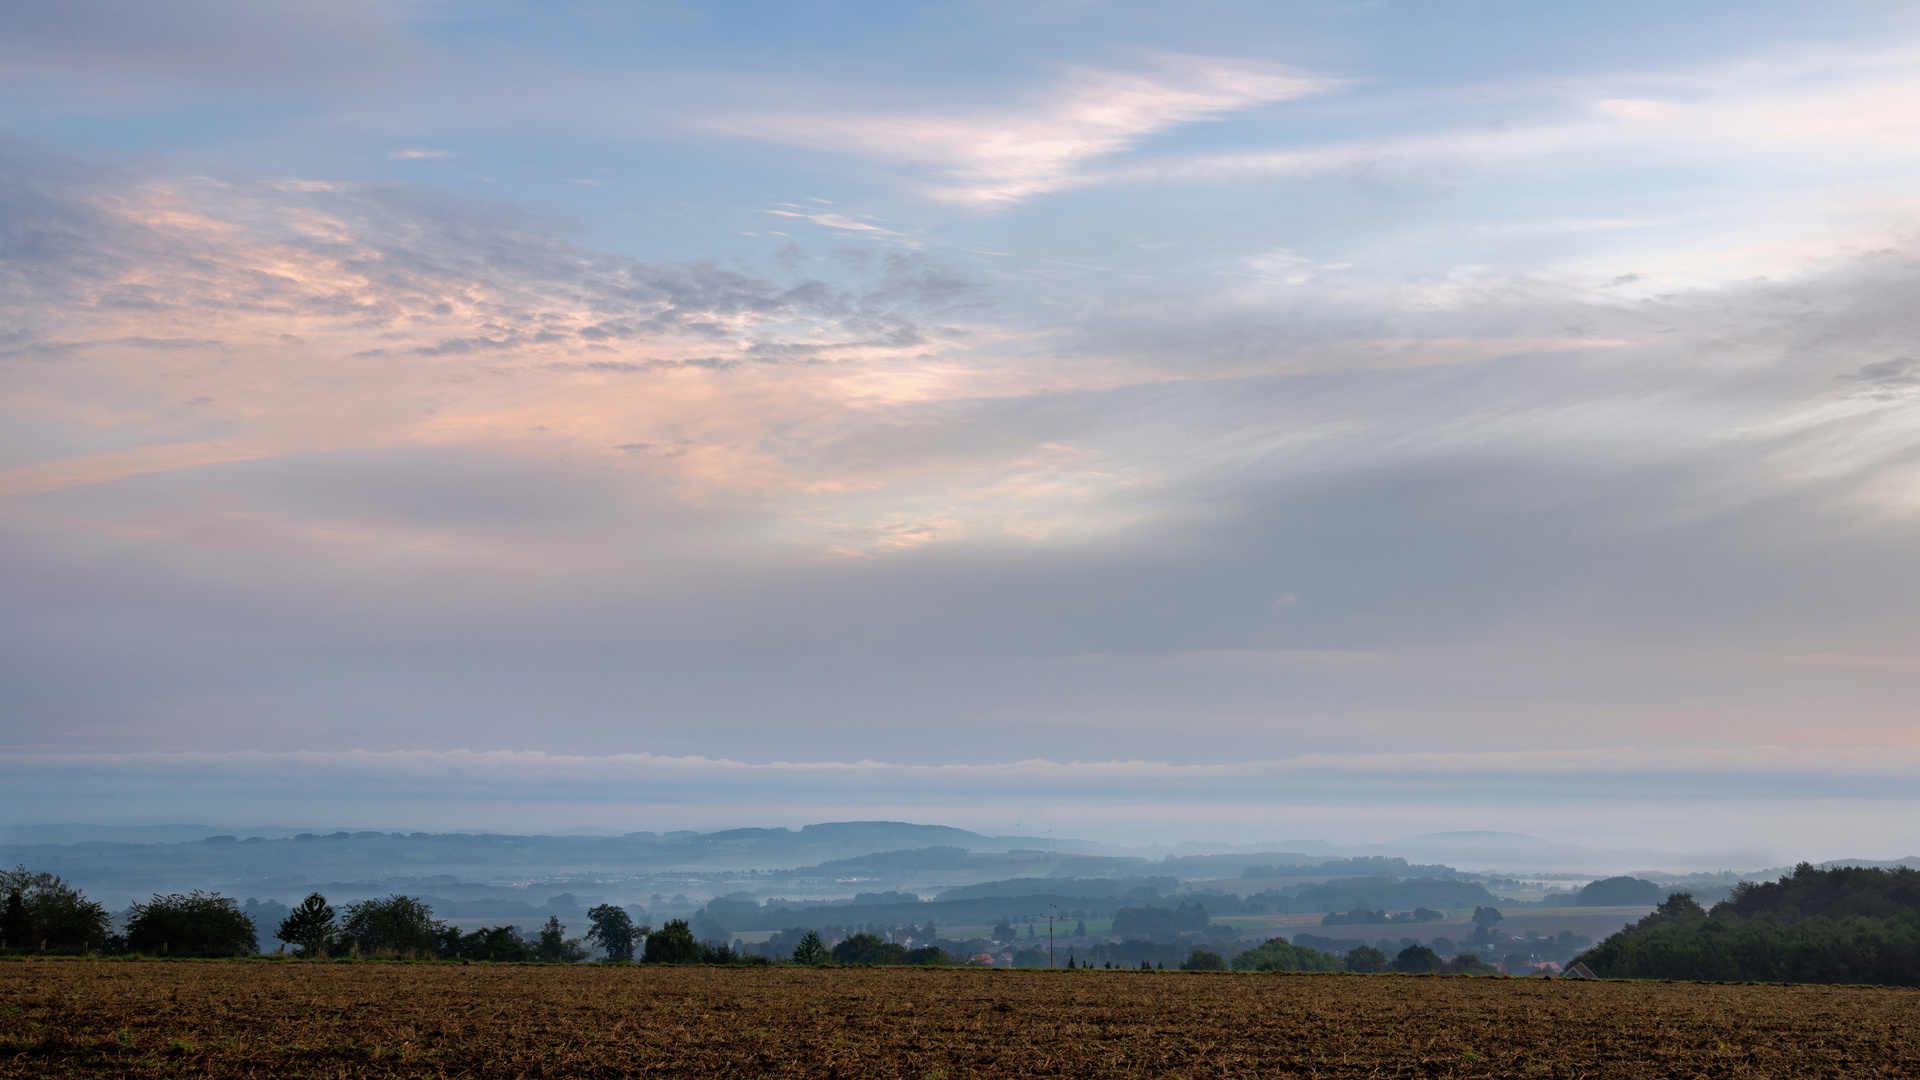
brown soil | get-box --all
[4,958,1916,1078]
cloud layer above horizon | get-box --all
[6,1,1920,853]
[11,746,1920,863]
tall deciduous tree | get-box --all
[338,895,440,958]
[584,904,638,962]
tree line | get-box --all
[0,865,1501,976]
[0,870,964,966]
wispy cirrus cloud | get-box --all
[762,207,910,240]
[709,53,1337,206]
[1084,46,1920,225]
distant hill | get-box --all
[1282,831,1771,875]
[937,876,1180,901]
[1239,856,1464,882]
[1539,875,1664,907]
[0,824,232,845]
[0,821,1093,902]
[1281,877,1498,914]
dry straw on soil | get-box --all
[4,959,1917,1078]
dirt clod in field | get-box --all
[3,959,1917,1078]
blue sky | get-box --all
[6,1,1920,856]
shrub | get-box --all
[901,944,952,966]
[1179,949,1227,971]
[1442,952,1500,975]
[1232,937,1344,973]
[126,892,258,957]
[1010,947,1052,968]
[831,932,905,965]
[1323,907,1390,926]
[442,925,534,962]
[643,918,701,964]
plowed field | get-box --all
[4,959,1916,1078]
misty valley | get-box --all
[6,820,1917,985]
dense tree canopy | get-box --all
[440,924,535,962]
[585,904,638,962]
[1580,909,1920,985]
[643,919,701,964]
[828,932,952,966]
[1344,945,1391,973]
[126,892,257,957]
[831,932,902,965]
[1391,945,1442,973]
[1578,866,1920,985]
[0,867,111,951]
[1577,877,1665,906]
[1231,937,1344,973]
[1179,949,1227,971]
[339,895,438,958]
[1717,864,1920,921]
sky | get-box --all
[7,1,1920,859]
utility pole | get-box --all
[1048,903,1057,969]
